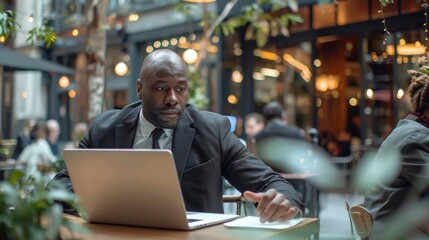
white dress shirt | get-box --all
[132,109,173,150]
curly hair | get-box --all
[407,58,429,113]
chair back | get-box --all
[222,195,248,215]
[346,201,373,240]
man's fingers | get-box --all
[244,189,296,223]
[245,189,276,218]
[243,191,262,202]
[259,193,284,222]
[266,203,297,223]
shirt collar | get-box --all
[138,109,174,139]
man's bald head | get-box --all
[139,49,188,84]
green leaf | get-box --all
[255,20,270,47]
[46,189,76,202]
[26,21,57,48]
[244,24,255,41]
[0,8,20,41]
[380,0,394,8]
[286,13,303,24]
[270,19,279,37]
[7,169,24,186]
[286,0,299,12]
[280,24,290,37]
[45,204,62,239]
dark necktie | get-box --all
[152,128,164,149]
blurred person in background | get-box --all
[244,112,266,141]
[364,62,429,239]
[11,119,35,160]
[46,119,61,156]
[17,121,57,180]
[255,101,305,143]
[63,122,89,149]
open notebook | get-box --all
[63,148,238,230]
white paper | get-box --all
[224,216,304,230]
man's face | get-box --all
[138,73,188,129]
[245,118,264,138]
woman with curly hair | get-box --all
[364,58,429,239]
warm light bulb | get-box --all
[227,94,238,104]
[397,88,404,99]
[128,13,139,21]
[114,62,128,76]
[68,89,77,98]
[58,76,70,89]
[366,89,374,99]
[232,70,243,83]
[183,49,198,64]
[72,28,79,37]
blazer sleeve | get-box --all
[400,131,429,197]
[218,117,304,212]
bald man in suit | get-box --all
[52,49,303,222]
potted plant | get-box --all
[0,169,89,240]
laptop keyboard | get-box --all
[187,219,202,223]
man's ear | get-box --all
[137,79,143,100]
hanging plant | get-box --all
[0,6,20,40]
[27,21,57,48]
[0,6,57,48]
[219,0,302,48]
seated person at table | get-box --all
[255,101,305,142]
[18,122,57,180]
[253,101,307,173]
[51,49,303,223]
[364,62,429,239]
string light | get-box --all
[378,0,393,45]
[422,0,429,52]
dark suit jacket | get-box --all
[52,102,303,213]
[253,120,306,173]
[254,119,304,141]
[12,131,31,160]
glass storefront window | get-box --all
[363,33,394,145]
[392,30,426,118]
[222,33,242,117]
[253,42,312,130]
[316,35,361,153]
[363,29,426,145]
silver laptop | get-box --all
[63,148,239,230]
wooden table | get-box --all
[65,215,320,240]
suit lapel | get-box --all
[172,108,195,182]
[115,105,141,148]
